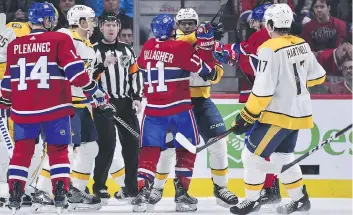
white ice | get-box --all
[0,197,351,215]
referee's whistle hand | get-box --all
[132,100,142,115]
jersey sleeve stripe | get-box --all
[63,60,84,71]
[197,61,212,76]
[307,74,326,87]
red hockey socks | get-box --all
[136,147,161,191]
[8,139,36,193]
[264,157,277,188]
[47,144,70,193]
[175,148,196,190]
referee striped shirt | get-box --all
[93,40,143,101]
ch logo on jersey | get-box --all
[119,55,131,68]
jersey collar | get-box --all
[30,29,47,34]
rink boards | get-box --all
[91,95,353,198]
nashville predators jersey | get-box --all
[57,28,96,108]
[0,15,16,80]
[176,29,223,98]
[6,21,31,38]
[245,35,326,130]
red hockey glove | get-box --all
[196,22,215,50]
[88,88,109,108]
[213,42,240,66]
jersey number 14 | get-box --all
[17,56,50,91]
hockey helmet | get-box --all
[151,14,175,40]
[28,2,56,27]
[175,8,199,25]
[264,3,293,30]
[67,5,97,27]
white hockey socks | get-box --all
[208,138,228,187]
[271,152,304,201]
[154,148,175,189]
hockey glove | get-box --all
[213,42,240,66]
[96,103,116,120]
[231,107,260,135]
[201,68,217,82]
[211,22,224,41]
[196,21,215,50]
[0,97,11,109]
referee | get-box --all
[91,13,143,200]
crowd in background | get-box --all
[0,0,351,95]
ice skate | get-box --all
[147,187,163,211]
[174,178,197,212]
[0,197,6,207]
[260,178,281,205]
[8,181,23,215]
[114,186,132,205]
[93,188,110,206]
[276,185,311,214]
[30,189,55,213]
[53,181,69,215]
[214,183,238,208]
[67,184,102,212]
[131,180,151,212]
[230,198,262,215]
[21,194,32,207]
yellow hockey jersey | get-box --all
[176,29,224,98]
[6,21,31,38]
[245,35,326,130]
[57,28,96,108]
[0,15,16,80]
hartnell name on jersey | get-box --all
[14,42,50,54]
[286,44,308,59]
[144,50,174,63]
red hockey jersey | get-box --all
[1,29,91,123]
[137,39,214,116]
[238,28,270,103]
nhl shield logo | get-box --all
[119,55,131,68]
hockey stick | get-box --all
[175,127,235,154]
[281,124,352,173]
[113,115,140,139]
[0,117,14,158]
[210,0,229,24]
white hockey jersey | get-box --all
[245,35,326,130]
[0,13,16,80]
[57,28,96,108]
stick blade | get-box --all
[175,133,196,154]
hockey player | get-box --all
[152,8,238,209]
[0,13,16,207]
[227,4,326,214]
[132,14,216,212]
[0,2,107,213]
[34,4,102,212]
[214,3,284,205]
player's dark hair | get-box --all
[70,17,87,28]
[267,20,291,34]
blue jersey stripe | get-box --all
[10,64,64,79]
[65,62,85,81]
[142,68,190,82]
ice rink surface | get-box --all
[0,197,351,215]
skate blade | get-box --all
[115,197,132,205]
[146,203,156,212]
[133,203,147,212]
[216,198,237,208]
[68,203,102,212]
[100,198,109,206]
[12,208,19,215]
[30,203,57,214]
[175,203,197,212]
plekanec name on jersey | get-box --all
[14,42,51,54]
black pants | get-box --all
[93,98,140,196]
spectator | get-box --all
[316,33,352,76]
[118,24,132,45]
[0,0,35,23]
[119,0,133,18]
[324,59,352,94]
[301,0,347,52]
[53,0,76,30]
[239,0,294,13]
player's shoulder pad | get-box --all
[259,36,305,53]
[51,31,75,43]
[176,29,197,45]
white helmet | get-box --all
[264,4,293,29]
[176,8,199,25]
[67,5,96,26]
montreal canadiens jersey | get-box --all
[1,29,90,123]
[245,35,326,130]
[0,14,16,80]
[57,28,96,108]
[137,38,214,116]
[176,29,224,98]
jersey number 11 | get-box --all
[146,61,168,93]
